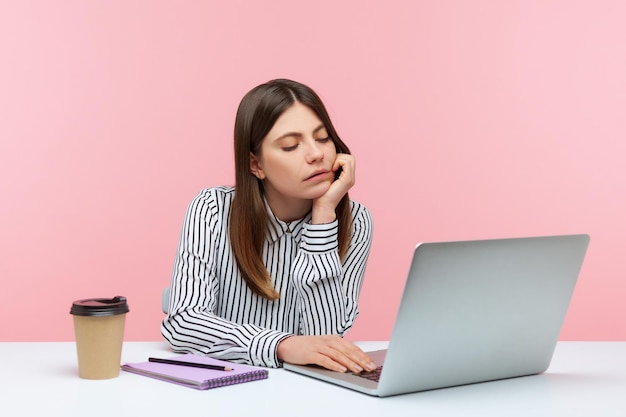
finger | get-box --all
[332,157,356,186]
[312,352,348,373]
[351,352,378,372]
[321,339,375,373]
[323,347,364,373]
[333,154,355,171]
[328,339,377,372]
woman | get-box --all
[161,79,376,374]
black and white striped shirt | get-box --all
[161,186,373,368]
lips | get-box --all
[305,170,330,181]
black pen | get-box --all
[148,357,233,371]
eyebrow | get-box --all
[273,124,327,142]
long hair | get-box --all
[229,79,353,300]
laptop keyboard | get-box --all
[353,366,383,382]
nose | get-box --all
[305,139,324,164]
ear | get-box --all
[249,152,265,180]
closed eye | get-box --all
[282,144,299,152]
[280,136,330,152]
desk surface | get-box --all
[3,341,626,417]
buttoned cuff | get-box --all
[249,329,293,368]
[301,220,339,253]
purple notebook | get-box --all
[121,354,268,390]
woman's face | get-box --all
[250,102,337,219]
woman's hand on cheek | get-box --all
[311,153,355,224]
[277,334,377,374]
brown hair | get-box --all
[229,79,353,300]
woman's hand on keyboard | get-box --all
[277,335,378,373]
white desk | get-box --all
[2,341,625,417]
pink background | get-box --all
[1,1,624,342]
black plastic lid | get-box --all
[70,296,129,317]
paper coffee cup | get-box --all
[70,296,129,379]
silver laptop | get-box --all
[284,234,590,397]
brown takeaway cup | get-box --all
[70,296,130,379]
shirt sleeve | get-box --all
[291,202,374,336]
[160,190,291,368]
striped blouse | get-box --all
[161,186,373,368]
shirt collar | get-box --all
[265,199,311,243]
